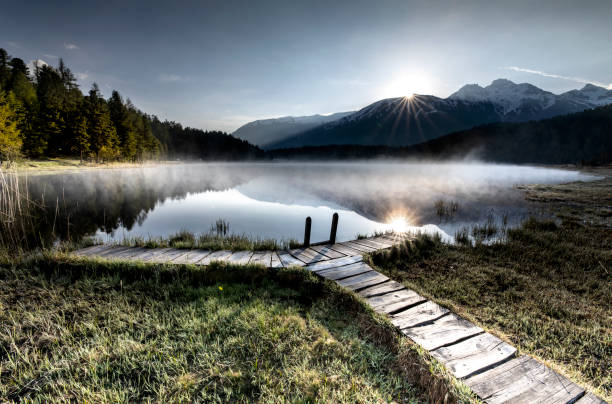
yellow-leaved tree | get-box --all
[0,91,22,162]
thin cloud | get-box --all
[43,54,58,59]
[64,43,79,50]
[159,73,187,83]
[507,66,612,90]
[76,72,89,80]
[6,41,19,48]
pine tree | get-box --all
[108,91,137,160]
[87,84,119,162]
[0,91,22,162]
[71,114,90,162]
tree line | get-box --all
[0,48,263,163]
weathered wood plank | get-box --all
[147,248,190,263]
[226,251,253,265]
[249,252,272,266]
[170,249,211,264]
[365,236,395,247]
[575,392,607,404]
[277,252,305,267]
[391,301,450,329]
[96,246,136,258]
[288,247,329,264]
[270,252,284,268]
[358,281,405,298]
[316,261,372,280]
[73,244,113,256]
[328,243,365,256]
[465,355,585,404]
[341,241,378,252]
[367,289,427,314]
[402,313,483,351]
[129,248,173,262]
[105,247,149,260]
[431,333,517,379]
[309,244,346,259]
[199,250,233,265]
[335,270,389,290]
[351,238,390,250]
[304,255,363,272]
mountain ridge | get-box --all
[236,79,612,149]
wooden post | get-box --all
[330,212,339,244]
[304,216,312,247]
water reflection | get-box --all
[24,162,595,245]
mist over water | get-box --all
[25,162,596,245]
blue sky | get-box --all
[1,0,611,131]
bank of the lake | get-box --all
[0,257,476,403]
[370,168,612,401]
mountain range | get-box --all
[233,79,612,149]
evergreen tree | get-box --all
[71,113,90,161]
[108,91,137,160]
[87,84,119,161]
[0,91,22,161]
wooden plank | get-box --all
[170,249,211,264]
[341,241,378,253]
[129,248,174,262]
[199,250,233,265]
[401,313,483,351]
[249,252,272,267]
[96,246,134,258]
[367,289,427,314]
[225,251,253,265]
[358,281,405,298]
[277,252,305,267]
[304,255,363,272]
[328,243,365,256]
[431,333,517,379]
[351,238,390,250]
[365,236,395,247]
[288,247,329,264]
[73,244,112,256]
[575,393,607,404]
[465,355,585,404]
[309,244,346,259]
[335,270,389,291]
[105,247,149,260]
[391,301,450,329]
[316,261,372,280]
[270,252,284,268]
[147,248,190,263]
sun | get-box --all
[380,72,433,98]
[388,216,409,233]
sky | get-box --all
[1,0,611,132]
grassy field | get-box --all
[3,157,177,174]
[370,168,612,401]
[0,257,477,403]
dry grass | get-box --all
[0,257,478,403]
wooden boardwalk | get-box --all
[73,233,606,404]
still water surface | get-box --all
[26,162,594,244]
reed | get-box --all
[0,168,37,252]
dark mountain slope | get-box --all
[268,95,502,148]
[270,104,612,165]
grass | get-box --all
[370,172,612,401]
[3,157,175,174]
[0,256,477,403]
[116,229,301,251]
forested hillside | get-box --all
[271,104,612,165]
[0,48,262,162]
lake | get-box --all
[25,162,595,245]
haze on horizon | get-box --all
[2,0,611,132]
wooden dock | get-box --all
[72,233,606,404]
